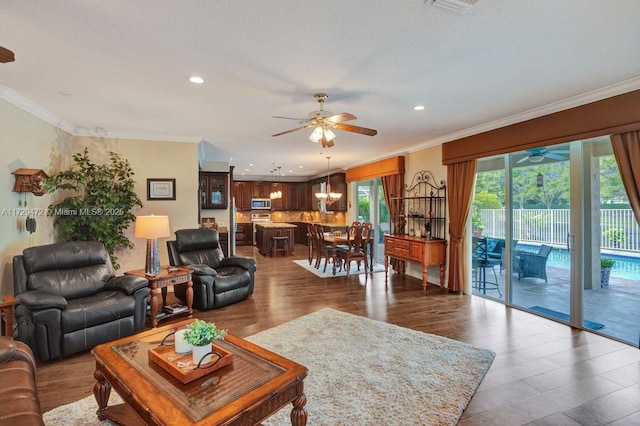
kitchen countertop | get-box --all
[255,222,297,228]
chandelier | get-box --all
[315,156,342,205]
[270,167,282,200]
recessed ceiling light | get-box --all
[414,105,425,111]
[188,75,204,84]
[249,163,254,167]
[298,165,304,168]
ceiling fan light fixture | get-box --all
[529,154,544,163]
[323,127,336,141]
[309,126,323,143]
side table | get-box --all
[0,294,17,336]
[125,266,194,328]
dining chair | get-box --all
[306,223,316,265]
[337,225,369,276]
[313,223,338,272]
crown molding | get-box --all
[0,86,76,134]
[409,76,640,152]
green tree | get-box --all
[45,148,143,269]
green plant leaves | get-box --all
[45,147,143,269]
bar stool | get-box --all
[271,236,289,257]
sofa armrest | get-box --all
[16,290,67,310]
[220,256,256,271]
[188,264,218,276]
[0,336,16,364]
[0,336,37,371]
[105,275,149,295]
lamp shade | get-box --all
[134,215,170,239]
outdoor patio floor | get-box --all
[472,264,640,345]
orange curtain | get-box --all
[381,173,405,271]
[610,130,640,227]
[446,160,477,292]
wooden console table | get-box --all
[383,235,447,290]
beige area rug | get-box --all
[293,258,385,278]
[44,308,494,426]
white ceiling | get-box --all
[1,0,639,180]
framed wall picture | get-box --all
[147,178,176,200]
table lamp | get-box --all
[134,215,170,275]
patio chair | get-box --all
[472,237,502,296]
[516,244,553,283]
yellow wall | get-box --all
[64,137,199,273]
[0,99,61,293]
[0,99,199,293]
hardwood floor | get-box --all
[36,244,640,425]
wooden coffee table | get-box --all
[92,319,308,425]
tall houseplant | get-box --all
[45,148,142,269]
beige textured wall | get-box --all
[0,99,199,293]
[70,136,199,273]
[0,100,62,293]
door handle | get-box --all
[566,232,575,252]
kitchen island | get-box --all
[255,222,296,257]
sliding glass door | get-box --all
[355,178,388,264]
[474,137,640,345]
[509,143,573,323]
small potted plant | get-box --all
[183,319,227,365]
[600,258,615,287]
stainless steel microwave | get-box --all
[251,198,272,210]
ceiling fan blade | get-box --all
[548,149,570,154]
[335,123,378,136]
[272,116,307,121]
[325,113,357,123]
[516,156,530,164]
[544,153,567,161]
[0,46,15,63]
[272,125,311,137]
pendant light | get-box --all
[315,156,342,205]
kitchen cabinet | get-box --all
[199,172,228,210]
[233,182,251,211]
[218,230,229,257]
[289,182,309,211]
[235,223,252,245]
[251,182,272,199]
[255,223,296,257]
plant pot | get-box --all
[192,343,212,365]
[473,231,483,237]
[601,267,613,287]
[174,329,191,354]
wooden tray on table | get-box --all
[148,343,233,384]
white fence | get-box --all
[480,209,640,252]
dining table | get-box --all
[322,232,374,275]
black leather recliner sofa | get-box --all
[167,228,256,311]
[13,241,150,362]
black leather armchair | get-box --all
[167,229,257,311]
[13,241,150,362]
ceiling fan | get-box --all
[272,93,377,148]
[0,45,15,63]
[517,147,569,164]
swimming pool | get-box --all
[518,244,640,281]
